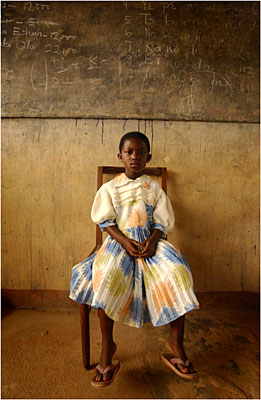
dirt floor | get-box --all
[1,306,260,399]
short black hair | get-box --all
[119,131,150,153]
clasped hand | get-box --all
[122,237,157,258]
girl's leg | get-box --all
[94,309,117,382]
[168,315,195,374]
[98,308,116,367]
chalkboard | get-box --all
[1,1,260,121]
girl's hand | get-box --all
[121,238,141,258]
[105,226,162,258]
[105,226,141,257]
[139,238,157,258]
[139,229,162,258]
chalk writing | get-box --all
[45,43,77,56]
[1,2,16,8]
[2,68,16,80]
[24,2,51,12]
[140,13,155,25]
[206,4,216,11]
[124,15,131,24]
[125,40,132,52]
[1,37,11,48]
[1,1,259,121]
[145,26,157,39]
[24,18,58,27]
[13,27,47,37]
[240,77,259,94]
[125,28,132,37]
[162,2,176,15]
[86,56,100,70]
[142,2,154,11]
[187,4,198,11]
[166,43,179,54]
[164,14,177,26]
[1,18,15,24]
[252,2,259,16]
[50,32,77,41]
[16,40,35,50]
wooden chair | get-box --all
[80,166,167,369]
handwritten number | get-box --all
[53,45,60,54]
[45,44,52,53]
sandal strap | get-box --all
[170,358,191,367]
[96,364,113,375]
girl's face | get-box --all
[118,137,151,179]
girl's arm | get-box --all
[105,226,141,257]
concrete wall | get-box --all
[2,118,259,292]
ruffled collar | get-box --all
[114,173,151,188]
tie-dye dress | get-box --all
[69,173,199,327]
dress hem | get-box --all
[69,295,200,328]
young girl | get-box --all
[70,131,199,387]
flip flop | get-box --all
[161,353,197,380]
[91,360,120,387]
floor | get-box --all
[1,306,260,399]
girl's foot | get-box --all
[91,360,120,387]
[166,338,196,375]
[93,342,117,383]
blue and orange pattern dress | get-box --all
[69,173,199,327]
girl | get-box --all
[70,131,199,387]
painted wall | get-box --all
[2,118,259,292]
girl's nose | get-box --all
[131,151,138,159]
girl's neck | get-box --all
[124,170,145,180]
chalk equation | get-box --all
[1,1,259,120]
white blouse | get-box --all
[91,173,175,235]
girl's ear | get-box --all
[118,153,123,161]
[147,154,152,162]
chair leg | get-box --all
[80,304,91,369]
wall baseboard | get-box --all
[1,289,76,309]
[1,289,259,311]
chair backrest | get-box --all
[95,166,167,246]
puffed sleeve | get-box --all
[91,184,116,231]
[152,188,175,235]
